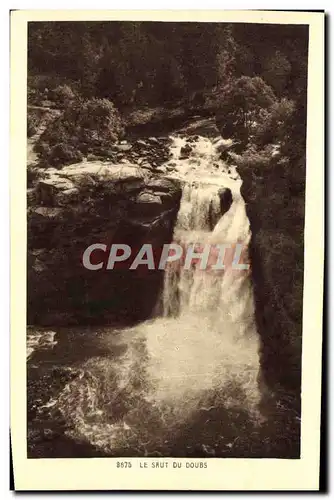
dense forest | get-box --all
[27,22,309,445]
[28,22,308,106]
[28,22,308,170]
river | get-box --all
[27,123,299,458]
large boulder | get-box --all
[218,187,233,215]
[61,162,145,182]
[136,192,162,205]
[27,162,182,326]
[34,163,147,206]
[179,144,192,160]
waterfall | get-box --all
[162,182,253,319]
[143,175,262,418]
[160,133,258,347]
[42,132,263,455]
[141,132,262,422]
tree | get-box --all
[51,84,77,108]
[215,76,276,146]
[35,98,124,167]
[28,21,308,112]
[228,95,304,192]
[262,50,291,95]
[253,98,296,147]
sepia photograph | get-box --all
[10,9,324,491]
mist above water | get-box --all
[38,133,263,455]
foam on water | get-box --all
[43,133,262,455]
[27,330,57,359]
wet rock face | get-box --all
[207,188,233,230]
[238,162,305,396]
[102,137,172,169]
[218,188,233,216]
[179,144,192,159]
[28,162,182,326]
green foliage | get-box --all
[232,23,308,100]
[229,95,305,198]
[262,51,292,95]
[27,75,52,106]
[27,165,41,187]
[50,84,77,107]
[27,75,82,109]
[35,98,124,167]
[48,143,84,168]
[27,113,39,138]
[34,140,51,158]
[229,145,278,173]
[253,98,296,147]
[216,76,276,145]
[28,22,307,110]
[28,22,308,177]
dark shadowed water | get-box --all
[27,325,300,459]
[27,130,300,459]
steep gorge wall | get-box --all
[239,162,305,396]
[27,163,182,326]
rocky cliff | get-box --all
[238,161,305,396]
[27,162,182,325]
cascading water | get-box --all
[33,130,263,456]
[147,148,262,419]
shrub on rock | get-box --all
[215,76,276,146]
[27,113,39,138]
[35,98,124,167]
[48,143,84,168]
[50,84,77,108]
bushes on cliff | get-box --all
[50,84,77,108]
[27,165,41,188]
[229,145,278,174]
[48,143,84,167]
[27,113,39,138]
[234,90,306,396]
[27,74,80,107]
[215,76,276,146]
[28,23,308,111]
[253,98,296,147]
[228,97,297,177]
[35,98,124,167]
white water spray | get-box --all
[44,132,263,454]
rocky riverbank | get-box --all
[26,121,302,459]
[27,114,305,402]
[27,116,238,327]
[27,162,182,325]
